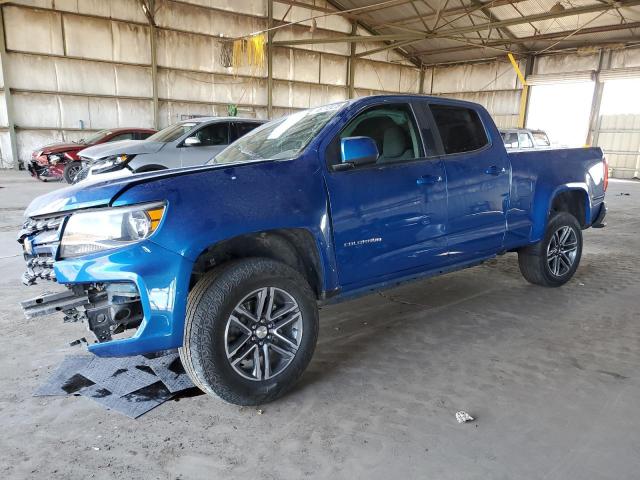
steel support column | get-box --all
[139,0,159,128]
[0,8,18,169]
[267,0,274,118]
[522,56,534,128]
[586,49,611,146]
[348,22,357,99]
[151,24,159,129]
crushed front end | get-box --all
[17,204,193,357]
[18,214,144,344]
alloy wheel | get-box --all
[546,225,578,277]
[224,287,303,381]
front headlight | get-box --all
[93,154,133,174]
[60,202,166,258]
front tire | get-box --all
[63,161,82,184]
[180,258,319,405]
[518,212,583,287]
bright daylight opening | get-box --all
[526,82,595,148]
[600,78,640,116]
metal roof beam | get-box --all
[274,0,640,47]
[433,0,640,37]
[370,0,530,28]
[412,20,640,57]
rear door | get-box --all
[427,102,510,261]
[179,122,230,166]
[323,101,449,288]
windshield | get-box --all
[146,122,197,143]
[211,102,346,164]
[83,129,112,145]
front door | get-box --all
[427,102,510,261]
[323,102,449,288]
[179,122,230,167]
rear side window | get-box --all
[430,104,488,155]
[518,132,534,148]
[137,131,154,140]
[232,122,262,141]
[533,132,550,147]
[108,132,135,142]
[502,132,519,149]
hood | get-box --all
[24,159,272,218]
[37,143,85,155]
[78,140,165,161]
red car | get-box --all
[29,127,156,183]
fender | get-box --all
[531,182,590,241]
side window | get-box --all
[108,132,135,142]
[232,122,261,141]
[502,132,519,149]
[192,123,229,146]
[533,132,550,147]
[137,131,154,140]
[430,104,488,155]
[327,104,424,167]
[518,132,534,148]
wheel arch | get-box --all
[548,186,591,228]
[532,184,591,241]
[133,164,167,173]
[189,228,325,299]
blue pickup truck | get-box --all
[19,95,607,405]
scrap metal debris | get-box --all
[455,411,475,424]
[34,351,195,418]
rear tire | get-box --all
[518,212,583,287]
[63,161,82,184]
[179,258,319,405]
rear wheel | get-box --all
[179,258,319,405]
[63,161,82,184]
[518,212,582,287]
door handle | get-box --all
[485,165,506,175]
[416,174,443,185]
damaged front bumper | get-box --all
[18,214,193,357]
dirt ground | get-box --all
[1,171,639,480]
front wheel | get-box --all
[518,212,583,287]
[63,161,82,184]
[180,258,319,405]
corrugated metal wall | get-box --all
[9,1,637,175]
[597,114,640,179]
[0,0,420,168]
[424,60,526,129]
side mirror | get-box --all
[338,136,379,170]
[183,136,201,147]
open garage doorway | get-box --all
[526,82,595,148]
[596,78,640,179]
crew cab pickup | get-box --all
[18,95,607,405]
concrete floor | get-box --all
[1,171,639,480]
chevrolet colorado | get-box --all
[18,95,607,405]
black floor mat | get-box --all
[34,352,195,418]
